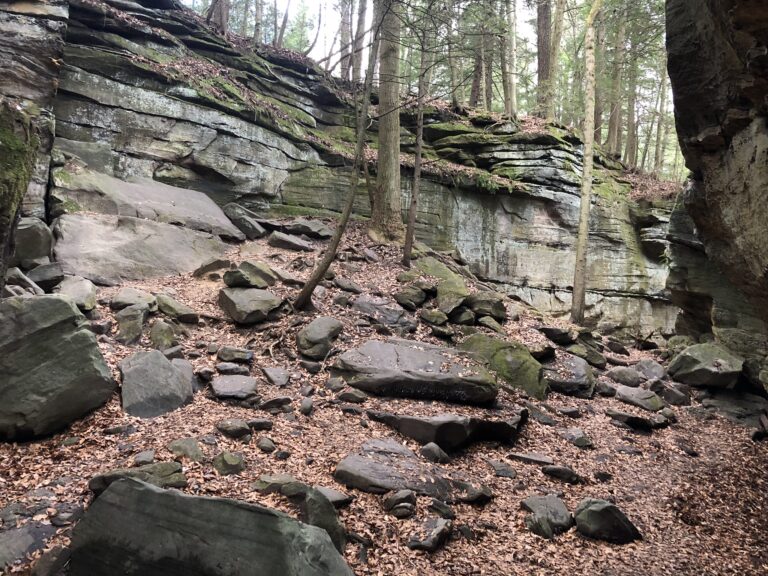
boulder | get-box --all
[296,317,343,360]
[10,217,51,268]
[635,359,666,380]
[156,294,198,324]
[436,276,469,315]
[217,346,254,363]
[224,261,277,289]
[615,385,665,412]
[167,438,205,462]
[213,452,245,475]
[25,262,64,292]
[267,231,314,252]
[53,276,96,311]
[53,213,228,285]
[566,342,607,369]
[88,461,187,495]
[367,409,528,451]
[218,288,283,324]
[211,376,260,401]
[216,419,251,439]
[222,202,267,239]
[0,296,115,440]
[69,479,353,575]
[465,291,507,321]
[606,366,645,387]
[459,334,545,399]
[295,488,346,553]
[542,465,582,484]
[521,495,574,540]
[539,326,577,345]
[542,354,595,398]
[283,219,333,239]
[605,408,669,431]
[420,308,448,325]
[149,320,177,350]
[333,339,498,405]
[4,268,44,296]
[334,277,363,294]
[407,518,452,552]
[394,285,427,310]
[574,498,641,544]
[668,343,744,388]
[110,287,157,312]
[115,303,149,345]
[119,350,193,418]
[351,294,417,332]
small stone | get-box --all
[260,396,292,411]
[216,419,251,439]
[217,346,253,364]
[300,360,322,373]
[539,326,577,345]
[133,450,155,466]
[390,503,416,518]
[542,465,582,484]
[561,427,593,448]
[420,308,448,326]
[337,388,368,403]
[607,366,645,387]
[262,367,290,387]
[216,362,250,376]
[162,346,184,360]
[407,518,452,552]
[213,451,245,475]
[149,320,178,350]
[420,442,450,463]
[247,418,273,431]
[156,294,199,324]
[428,499,456,519]
[111,287,157,312]
[167,438,204,462]
[383,489,417,511]
[300,384,315,396]
[486,459,516,478]
[325,377,346,393]
[574,498,641,544]
[477,316,505,333]
[449,306,475,325]
[300,398,314,416]
[334,277,363,293]
[257,437,276,453]
[268,231,314,252]
[275,450,291,460]
[510,452,554,466]
[313,486,354,509]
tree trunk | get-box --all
[483,26,494,111]
[370,0,404,242]
[352,0,367,82]
[469,34,485,108]
[535,0,551,118]
[623,50,638,167]
[604,11,626,155]
[339,0,353,81]
[303,5,323,56]
[592,11,605,143]
[447,6,461,108]
[252,0,263,43]
[0,102,39,295]
[294,11,382,311]
[570,0,604,325]
[654,66,668,173]
[275,0,290,47]
[206,0,231,34]
[501,0,517,118]
[544,0,565,121]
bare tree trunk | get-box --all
[654,66,668,173]
[640,84,660,171]
[0,102,38,295]
[294,10,383,311]
[275,0,290,47]
[623,51,638,167]
[352,0,367,82]
[469,34,484,108]
[272,0,277,43]
[206,0,231,34]
[544,0,565,121]
[447,6,461,108]
[483,27,494,111]
[592,11,605,144]
[535,0,551,118]
[501,0,517,118]
[252,0,263,43]
[605,11,626,155]
[339,0,353,81]
[571,0,604,325]
[370,0,405,242]
[303,5,323,56]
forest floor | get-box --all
[1,222,767,576]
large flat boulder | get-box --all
[668,343,744,388]
[119,351,193,418]
[367,410,527,452]
[218,288,283,324]
[0,296,115,440]
[69,479,352,576]
[52,213,228,285]
[333,339,498,405]
[51,166,244,241]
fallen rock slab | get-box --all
[119,350,193,418]
[218,288,283,324]
[615,385,665,412]
[574,498,641,544]
[668,343,744,388]
[333,339,498,405]
[69,479,353,576]
[267,231,314,252]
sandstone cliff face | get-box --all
[666,0,768,337]
[4,0,677,335]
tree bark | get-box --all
[623,49,638,167]
[339,0,353,81]
[446,5,461,108]
[0,101,39,295]
[275,0,290,47]
[605,10,626,155]
[294,6,383,311]
[370,0,404,242]
[654,64,668,172]
[352,0,367,82]
[206,0,231,34]
[570,0,604,325]
[543,0,565,121]
[252,0,263,43]
[592,11,605,143]
[535,0,551,118]
[501,0,517,118]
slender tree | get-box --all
[570,0,603,324]
[206,0,231,33]
[605,8,626,155]
[501,0,517,118]
[252,0,263,43]
[535,0,551,117]
[352,0,367,82]
[543,0,566,121]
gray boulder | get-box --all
[115,303,149,345]
[218,288,283,324]
[351,294,417,332]
[88,461,188,495]
[0,296,115,440]
[615,385,665,412]
[111,287,157,312]
[668,343,744,388]
[464,291,507,321]
[52,276,97,311]
[542,354,595,398]
[521,495,574,539]
[53,213,229,285]
[211,375,259,400]
[574,498,641,544]
[296,317,343,360]
[367,410,527,451]
[267,231,314,252]
[223,261,277,289]
[119,351,193,418]
[606,366,645,387]
[223,202,267,239]
[156,294,198,324]
[635,359,666,380]
[605,408,669,431]
[26,262,64,292]
[69,479,353,576]
[283,219,333,239]
[333,339,498,405]
[10,217,52,268]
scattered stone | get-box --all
[167,438,204,462]
[213,451,245,475]
[542,354,595,398]
[217,346,254,363]
[605,408,669,431]
[120,350,192,418]
[338,388,368,403]
[224,261,277,289]
[351,295,417,332]
[390,503,416,519]
[263,367,290,387]
[606,339,631,355]
[115,303,149,345]
[156,293,198,324]
[300,398,314,416]
[556,406,582,418]
[648,379,691,406]
[217,362,250,376]
[216,419,251,439]
[509,452,554,466]
[0,296,115,440]
[222,203,267,239]
[218,288,283,325]
[211,375,259,400]
[25,262,64,292]
[314,486,353,509]
[436,276,470,315]
[334,339,498,405]
[110,287,157,312]
[53,276,97,311]
[149,320,177,350]
[89,462,187,495]
[431,324,455,339]
[635,359,666,380]
[335,277,363,294]
[283,219,334,239]
[383,489,417,512]
[449,306,476,325]
[296,487,346,553]
[429,499,456,519]
[616,385,665,412]
[420,442,450,463]
[521,495,574,540]
[465,291,507,321]
[192,258,231,278]
[542,465,582,484]
[539,326,577,345]
[574,498,641,544]
[367,410,528,451]
[596,380,617,397]
[458,333,545,399]
[561,427,593,448]
[486,459,516,478]
[420,308,449,325]
[407,518,452,552]
[260,396,292,411]
[297,316,343,360]
[69,479,352,575]
[607,366,645,387]
[394,285,427,310]
[133,450,155,466]
[268,231,314,252]
[668,343,744,388]
[477,316,505,333]
[566,342,607,369]
[248,418,273,431]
